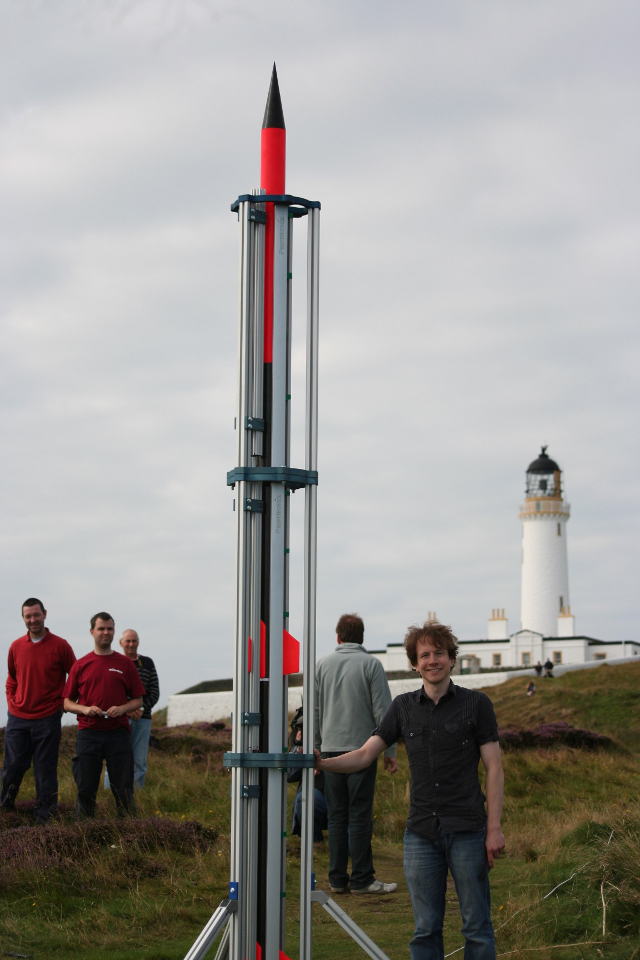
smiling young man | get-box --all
[1,598,76,821]
[315,620,505,960]
[63,613,145,818]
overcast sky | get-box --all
[1,0,638,715]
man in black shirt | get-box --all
[315,620,505,960]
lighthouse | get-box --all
[520,447,574,637]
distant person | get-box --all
[1,599,76,822]
[103,629,159,791]
[544,659,554,678]
[288,706,327,843]
[63,613,145,818]
[315,619,505,960]
[526,681,536,697]
[534,661,543,677]
[315,613,398,895]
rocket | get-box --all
[261,63,286,368]
[257,62,291,960]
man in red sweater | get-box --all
[2,598,76,822]
[63,612,145,818]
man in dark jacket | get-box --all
[103,629,159,791]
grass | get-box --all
[1,663,640,959]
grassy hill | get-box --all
[1,662,639,959]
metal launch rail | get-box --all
[183,67,390,960]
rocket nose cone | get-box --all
[262,63,285,130]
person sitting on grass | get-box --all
[315,619,505,960]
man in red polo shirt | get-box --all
[2,598,76,822]
[63,612,145,818]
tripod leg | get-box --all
[183,900,237,960]
[311,891,391,960]
[213,920,230,960]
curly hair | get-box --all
[404,620,458,666]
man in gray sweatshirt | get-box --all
[315,613,398,894]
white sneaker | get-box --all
[351,880,397,894]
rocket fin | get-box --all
[283,629,300,675]
[248,622,298,676]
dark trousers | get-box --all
[322,756,377,890]
[72,729,135,819]
[1,711,62,821]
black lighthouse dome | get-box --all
[525,446,562,498]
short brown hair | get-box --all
[90,612,114,630]
[22,598,45,613]
[336,613,364,645]
[404,620,458,666]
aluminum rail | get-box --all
[299,206,320,960]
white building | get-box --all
[369,632,640,673]
[520,447,571,636]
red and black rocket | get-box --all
[261,63,286,370]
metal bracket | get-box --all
[244,498,264,513]
[224,752,315,770]
[241,712,261,726]
[245,416,265,432]
[232,194,321,213]
[240,785,260,799]
[228,467,318,491]
[248,208,267,224]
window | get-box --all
[557,523,561,536]
[553,651,562,665]
[492,653,502,668]
[594,653,607,661]
[522,652,531,666]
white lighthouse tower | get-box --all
[520,447,573,637]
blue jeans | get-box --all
[0,711,62,821]
[403,826,495,960]
[291,787,328,843]
[104,717,151,790]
